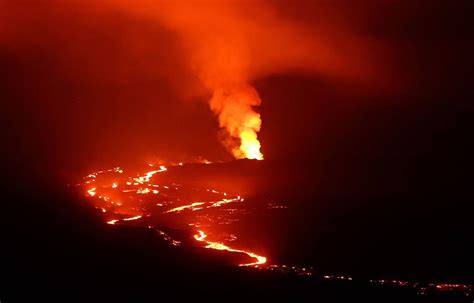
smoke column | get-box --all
[126,1,271,160]
[102,0,390,159]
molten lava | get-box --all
[165,202,206,213]
[77,162,473,298]
[194,230,266,266]
[80,163,267,267]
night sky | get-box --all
[2,0,471,182]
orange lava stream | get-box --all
[123,215,142,221]
[76,164,474,296]
[87,187,96,197]
[77,164,474,297]
[165,202,206,213]
[194,230,266,267]
[133,165,167,184]
[82,163,267,268]
[107,215,142,225]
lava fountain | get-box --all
[210,85,263,160]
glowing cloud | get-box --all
[101,0,391,159]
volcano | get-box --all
[3,1,474,301]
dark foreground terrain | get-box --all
[1,158,472,302]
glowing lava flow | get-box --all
[81,163,267,268]
[194,230,266,267]
[87,187,96,197]
[165,202,206,213]
[123,215,142,221]
[73,162,474,298]
[133,165,167,184]
[76,163,474,298]
[107,215,142,225]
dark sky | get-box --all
[1,0,473,185]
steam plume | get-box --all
[103,0,390,159]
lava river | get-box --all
[78,163,267,267]
[74,162,474,297]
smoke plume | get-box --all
[104,0,388,159]
[1,0,394,162]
